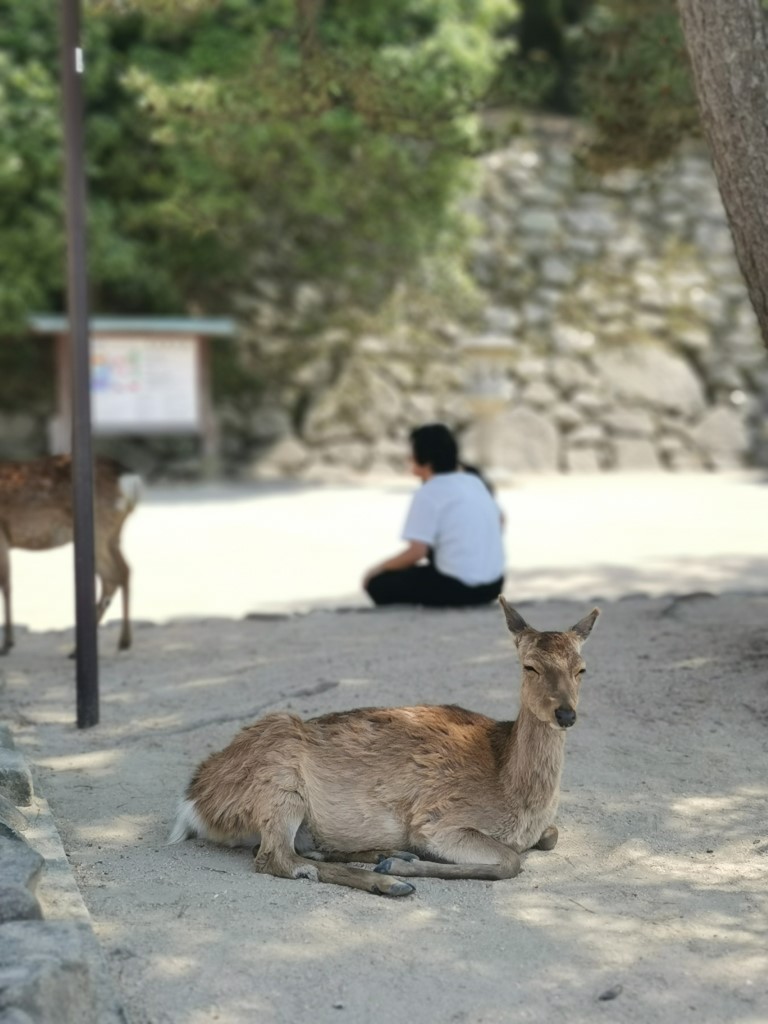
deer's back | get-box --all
[0,455,131,549]
[305,705,515,847]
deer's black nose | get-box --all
[555,707,577,729]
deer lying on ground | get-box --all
[169,598,599,896]
[0,455,142,654]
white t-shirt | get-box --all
[402,472,505,586]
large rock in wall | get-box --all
[251,116,768,479]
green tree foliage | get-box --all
[0,4,66,326]
[491,0,700,168]
[0,0,516,332]
[573,0,700,169]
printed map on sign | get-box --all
[91,337,200,430]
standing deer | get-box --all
[169,598,599,897]
[0,455,142,654]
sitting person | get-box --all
[363,423,505,607]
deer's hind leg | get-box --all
[253,795,414,897]
[0,534,12,654]
[375,827,521,882]
[95,536,131,651]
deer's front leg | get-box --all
[533,826,558,851]
[376,827,521,881]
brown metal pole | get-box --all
[60,0,99,728]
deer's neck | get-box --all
[503,705,566,803]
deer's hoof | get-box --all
[371,880,415,898]
[535,826,559,851]
[291,864,320,881]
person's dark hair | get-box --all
[409,423,459,473]
[461,461,496,496]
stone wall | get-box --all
[253,117,768,480]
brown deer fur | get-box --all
[168,598,599,897]
[0,455,141,654]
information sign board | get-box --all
[90,336,200,431]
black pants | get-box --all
[365,564,504,608]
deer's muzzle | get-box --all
[554,707,577,729]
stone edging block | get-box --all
[0,721,126,1023]
[0,728,33,808]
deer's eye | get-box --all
[524,665,539,674]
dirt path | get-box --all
[4,594,768,1024]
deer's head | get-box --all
[499,597,599,731]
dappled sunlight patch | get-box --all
[489,872,766,982]
[106,712,192,738]
[667,788,768,845]
[1,666,31,688]
[78,812,155,845]
[90,919,124,946]
[172,672,266,692]
[463,651,509,666]
[499,895,632,933]
[25,708,84,726]
[147,955,199,979]
[35,749,121,772]
[671,790,766,818]
[669,655,713,670]
[337,677,374,689]
[302,903,441,940]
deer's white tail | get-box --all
[168,797,261,847]
[117,472,143,514]
[168,798,206,844]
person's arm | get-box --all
[363,540,429,588]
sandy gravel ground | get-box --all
[2,472,768,1024]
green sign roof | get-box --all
[29,315,236,336]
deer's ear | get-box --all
[570,608,600,643]
[499,596,530,640]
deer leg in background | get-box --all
[375,827,522,881]
[303,848,420,864]
[95,539,131,651]
[0,533,12,654]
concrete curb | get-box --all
[0,722,126,1024]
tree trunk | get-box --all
[676,0,768,347]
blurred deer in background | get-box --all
[169,597,599,897]
[0,455,142,654]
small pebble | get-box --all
[598,984,623,1001]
